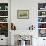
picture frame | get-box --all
[17,10,29,19]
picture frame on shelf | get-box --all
[17,10,29,19]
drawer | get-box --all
[0,37,8,45]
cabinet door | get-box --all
[38,38,46,46]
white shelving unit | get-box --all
[0,3,8,37]
[0,3,8,23]
[38,3,46,37]
[0,2,9,45]
[38,22,46,23]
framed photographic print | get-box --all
[17,10,29,19]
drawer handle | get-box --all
[1,39,3,40]
[43,39,45,40]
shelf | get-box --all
[0,22,8,23]
[38,28,46,29]
[38,22,46,23]
[38,15,46,17]
[0,10,8,11]
[38,3,46,37]
[38,10,46,11]
[0,16,8,17]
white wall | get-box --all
[11,0,46,46]
[11,0,38,30]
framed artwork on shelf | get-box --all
[17,10,29,19]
